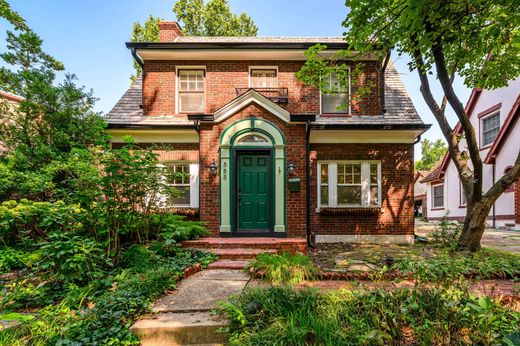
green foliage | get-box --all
[37,233,111,284]
[415,138,447,171]
[245,252,317,285]
[0,199,86,245]
[129,14,161,81]
[0,247,26,273]
[429,216,462,248]
[394,248,520,282]
[220,286,520,345]
[130,0,257,78]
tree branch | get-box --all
[484,150,520,202]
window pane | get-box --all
[433,185,444,208]
[320,186,329,206]
[338,186,361,205]
[179,70,204,91]
[167,186,190,206]
[179,93,204,112]
[482,113,500,146]
[320,164,328,184]
[370,186,379,206]
[370,164,378,184]
[251,69,277,88]
[238,134,268,143]
[322,93,349,113]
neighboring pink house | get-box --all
[421,77,520,229]
[0,91,24,153]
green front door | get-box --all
[237,152,272,233]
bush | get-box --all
[394,248,520,282]
[429,216,462,248]
[0,200,86,246]
[0,247,26,273]
[245,252,317,285]
[220,286,520,345]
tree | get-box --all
[0,7,107,203]
[298,0,520,251]
[130,0,258,78]
[415,139,447,171]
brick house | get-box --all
[106,21,430,245]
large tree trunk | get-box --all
[457,200,493,252]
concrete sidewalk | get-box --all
[131,269,250,346]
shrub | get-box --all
[245,252,317,285]
[37,232,111,284]
[0,247,26,273]
[220,286,520,345]
[429,216,462,248]
[0,200,86,245]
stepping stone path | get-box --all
[131,269,249,346]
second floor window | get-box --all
[321,71,349,114]
[481,112,500,147]
[250,68,278,88]
[178,69,205,113]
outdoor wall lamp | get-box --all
[287,161,296,175]
[209,160,218,175]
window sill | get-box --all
[319,113,351,117]
[317,207,382,216]
[458,205,467,209]
[431,207,444,211]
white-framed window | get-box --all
[177,68,205,113]
[432,184,444,209]
[160,162,199,208]
[481,112,500,147]
[317,161,381,208]
[459,181,467,206]
[249,67,278,88]
[320,69,350,114]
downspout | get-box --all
[130,48,144,69]
[380,49,391,114]
[305,120,314,248]
[492,164,496,228]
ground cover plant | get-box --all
[220,286,520,346]
[245,252,318,285]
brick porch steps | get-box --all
[182,237,308,270]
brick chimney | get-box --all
[158,21,183,42]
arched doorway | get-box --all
[219,118,286,236]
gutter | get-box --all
[305,120,314,248]
[126,41,351,50]
[130,47,144,69]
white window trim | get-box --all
[317,160,381,210]
[480,111,500,148]
[432,183,444,209]
[175,66,207,114]
[248,66,279,88]
[158,161,199,208]
[319,67,351,115]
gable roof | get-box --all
[420,160,444,184]
[213,89,290,123]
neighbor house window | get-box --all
[250,68,278,88]
[432,184,444,208]
[317,161,381,208]
[178,69,205,113]
[160,162,199,208]
[321,71,350,114]
[481,112,500,147]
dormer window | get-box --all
[250,68,278,88]
[321,71,350,114]
[178,69,205,113]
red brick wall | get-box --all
[198,104,307,237]
[142,60,381,117]
[516,180,520,224]
[309,143,415,236]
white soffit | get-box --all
[310,130,420,143]
[214,89,290,123]
[137,49,379,61]
[107,129,199,143]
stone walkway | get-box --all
[131,269,250,346]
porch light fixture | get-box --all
[287,161,296,175]
[209,160,218,175]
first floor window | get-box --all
[432,184,444,208]
[481,112,500,146]
[161,162,199,208]
[459,181,467,206]
[318,161,381,208]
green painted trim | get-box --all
[219,118,286,145]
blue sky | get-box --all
[1,1,471,159]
